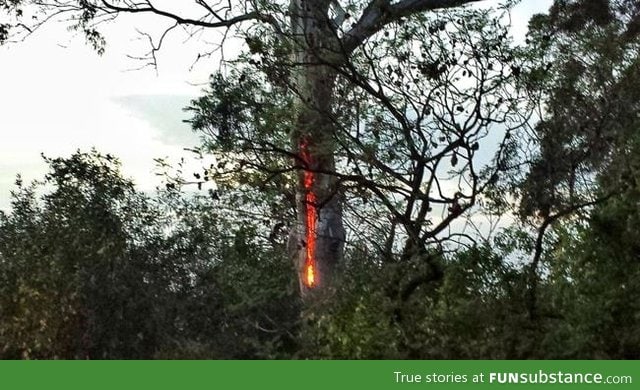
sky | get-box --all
[0,0,552,212]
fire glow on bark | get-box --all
[301,140,317,288]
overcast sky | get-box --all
[0,0,552,212]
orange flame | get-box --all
[301,139,318,288]
[305,262,315,287]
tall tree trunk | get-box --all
[288,0,346,298]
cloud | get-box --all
[0,21,212,211]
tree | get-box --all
[519,0,640,357]
[495,0,640,319]
[0,151,171,358]
[0,150,301,358]
[1,0,531,298]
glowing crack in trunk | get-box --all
[301,139,317,288]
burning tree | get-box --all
[1,0,532,298]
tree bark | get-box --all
[287,0,346,298]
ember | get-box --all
[300,140,317,288]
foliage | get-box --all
[510,0,640,220]
[0,151,299,359]
[539,134,640,359]
[1,147,640,358]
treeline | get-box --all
[0,150,638,359]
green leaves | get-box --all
[516,0,640,221]
[0,150,298,359]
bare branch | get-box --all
[99,0,282,31]
[526,192,618,320]
[342,0,483,52]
